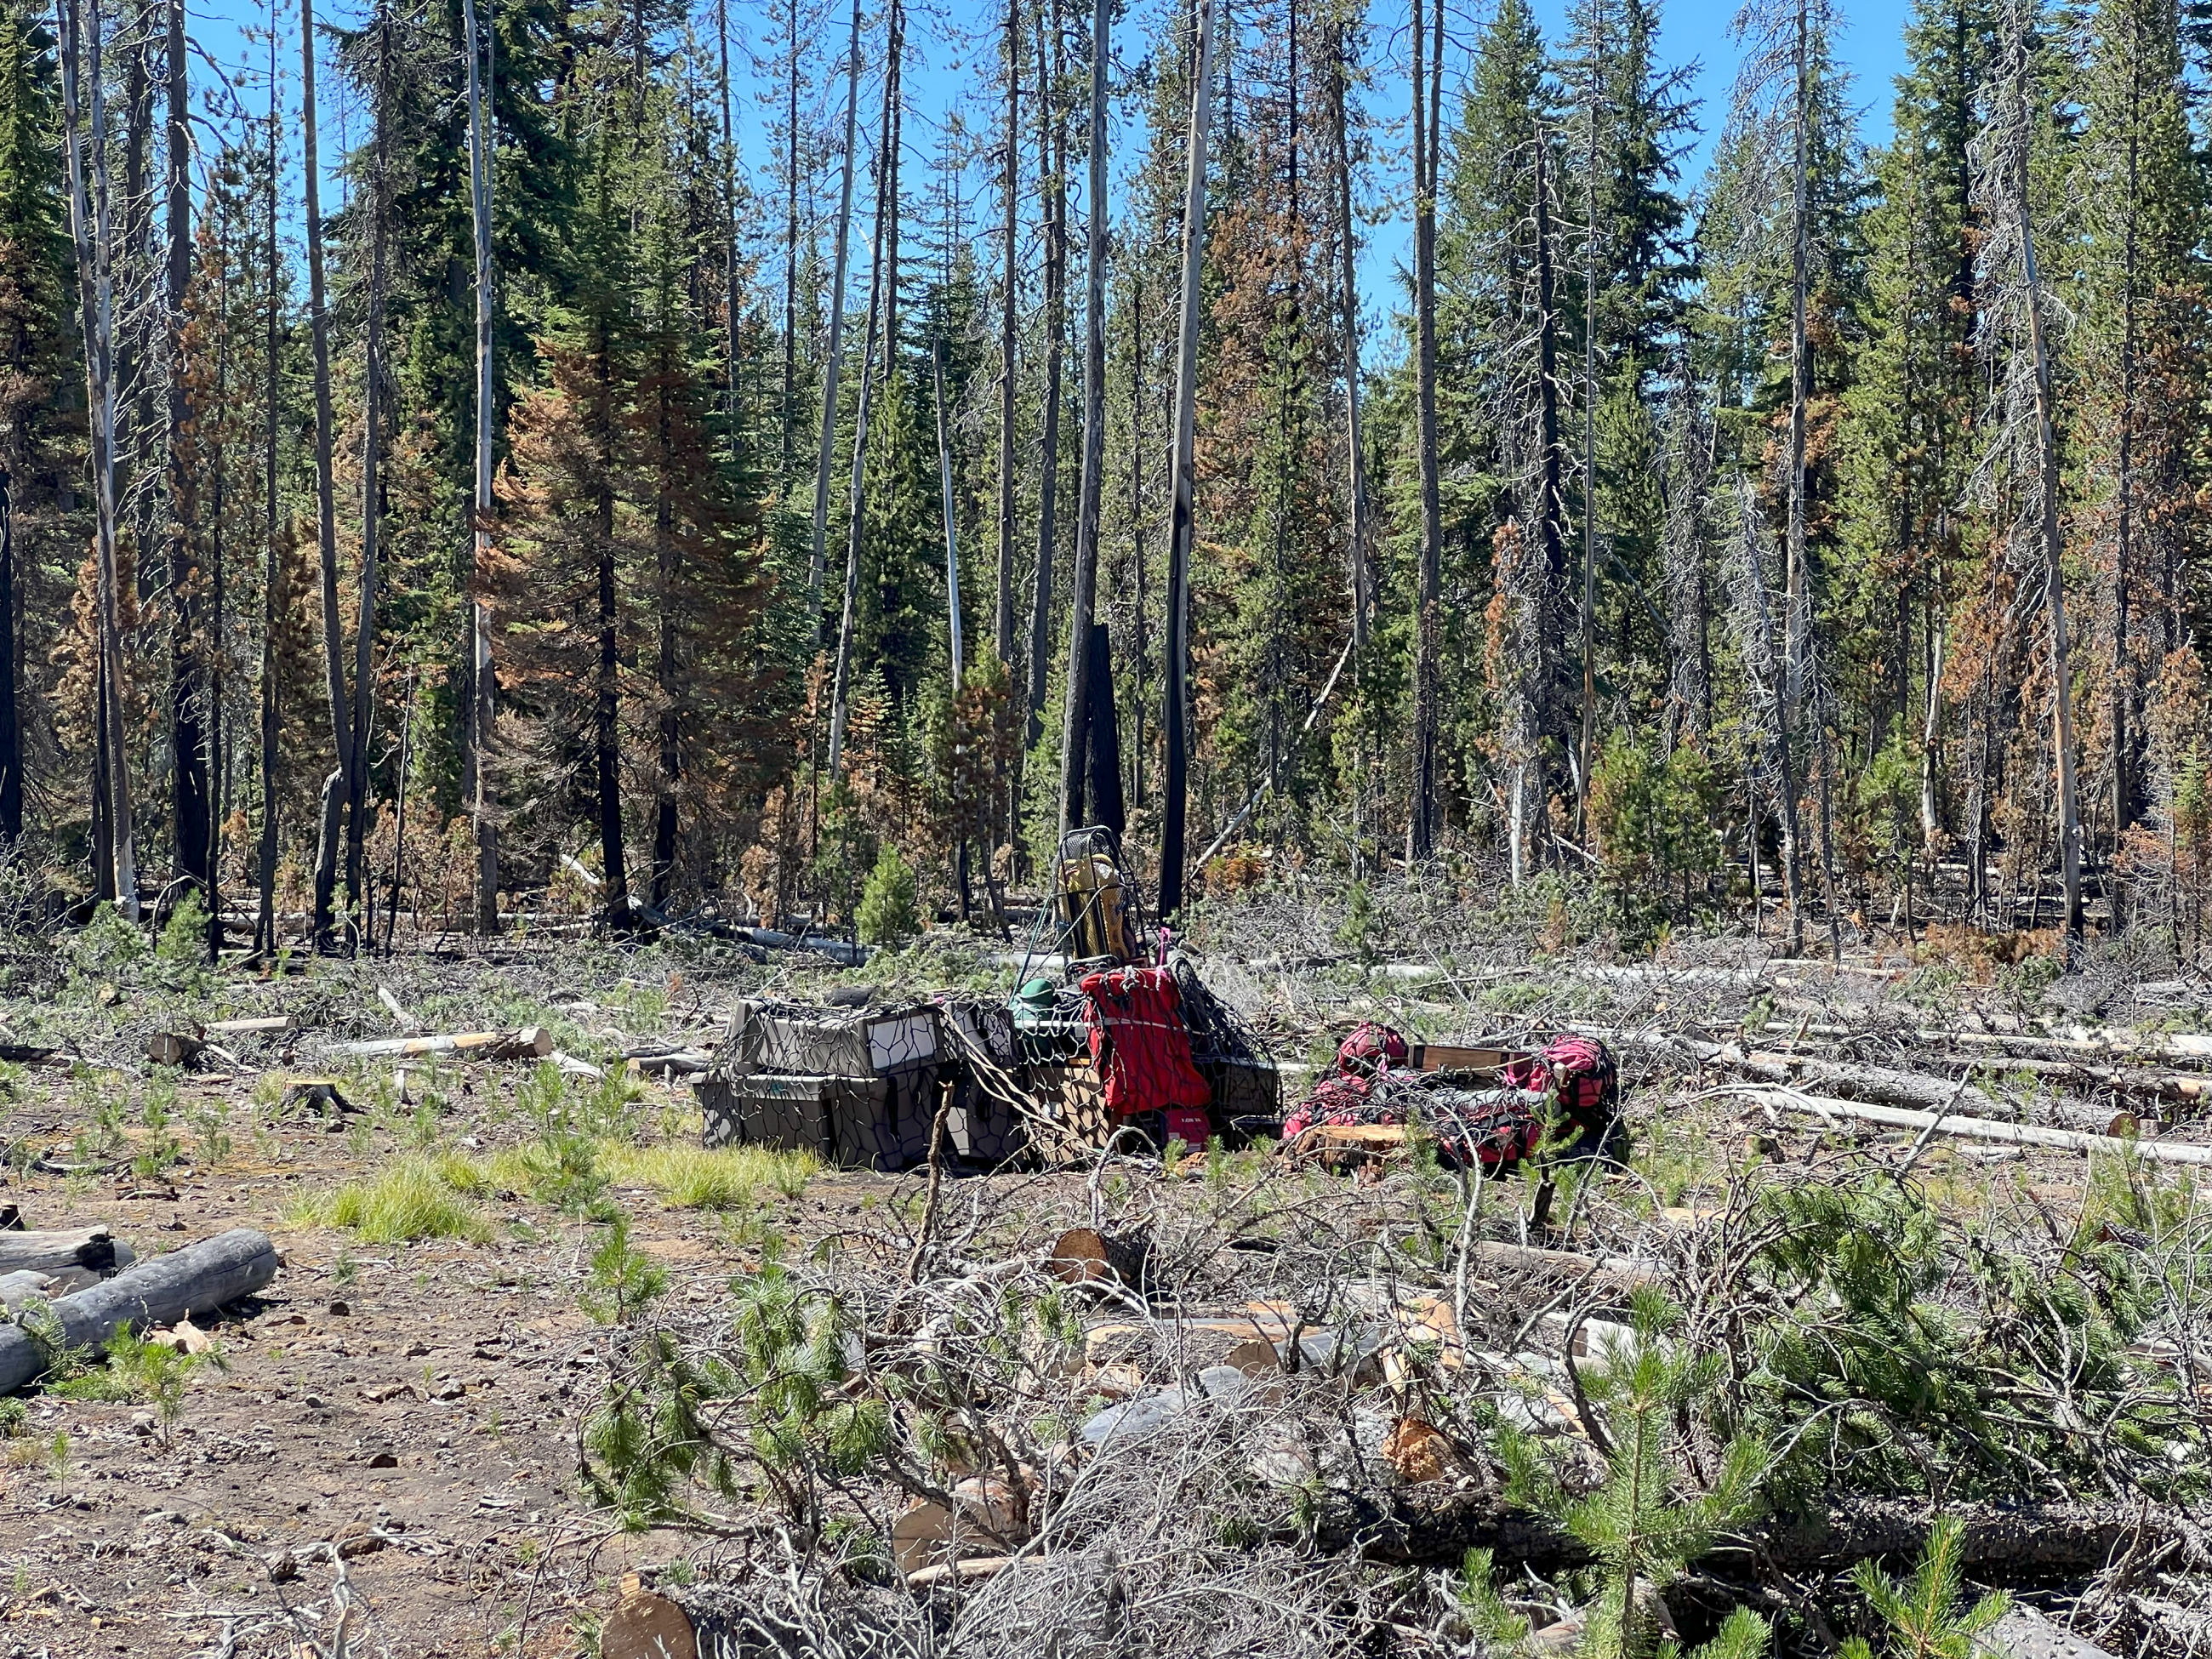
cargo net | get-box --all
[866,1010,939,1073]
[1016,826,1147,980]
[1167,955,1263,1065]
[932,994,1018,1069]
[1281,1027,1618,1169]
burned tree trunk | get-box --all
[1406,0,1442,864]
[808,0,864,627]
[1058,0,1109,835]
[1157,0,1217,917]
[463,0,499,933]
[996,0,1021,670]
[164,0,214,952]
[343,3,397,946]
[58,0,139,919]
[1325,18,1368,657]
[301,0,348,948]
[1027,0,1067,754]
[0,465,18,847]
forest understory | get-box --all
[0,873,2199,1657]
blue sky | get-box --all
[1584,0,1914,174]
[183,0,1922,318]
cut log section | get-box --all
[1383,1417,1473,1485]
[207,1016,294,1038]
[147,1030,205,1068]
[1045,1226,1149,1291]
[892,1480,1029,1574]
[599,1590,698,1659]
[0,1270,57,1309]
[0,1228,278,1394]
[1288,1122,1411,1167]
[328,1026,552,1062]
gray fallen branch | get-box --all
[1587,1029,2133,1134]
[1466,1240,1660,1295]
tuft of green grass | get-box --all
[294,1154,493,1243]
[599,1143,817,1210]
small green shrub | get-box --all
[1839,1516,2010,1659]
[153,890,214,986]
[1586,731,1723,949]
[856,845,921,946]
[490,1135,613,1219]
[67,901,146,991]
[54,1323,219,1441]
[579,1213,668,1326]
[1473,1288,1769,1659]
[187,1097,233,1166]
[1332,881,1381,965]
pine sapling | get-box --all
[1474,1287,1770,1659]
[1840,1515,2010,1659]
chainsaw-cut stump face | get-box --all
[601,1591,698,1659]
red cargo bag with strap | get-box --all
[1078,964,1213,1118]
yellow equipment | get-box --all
[1055,827,1141,965]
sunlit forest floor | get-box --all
[0,873,2203,1656]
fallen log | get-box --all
[1727,1086,2212,1166]
[1467,1240,1659,1294]
[0,1270,56,1308]
[1942,1053,2212,1106]
[0,1226,134,1289]
[746,926,869,967]
[1309,1488,2210,1581]
[1596,1030,2135,1135]
[1765,1020,2212,1070]
[1741,1023,2212,1107]
[0,1228,278,1394]
[327,1026,552,1062]
[1978,1606,2119,1659]
[624,1045,712,1077]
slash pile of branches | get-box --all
[574,1053,2212,1657]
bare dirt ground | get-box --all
[0,1063,881,1658]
